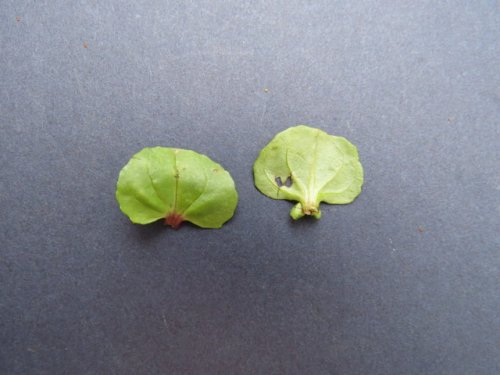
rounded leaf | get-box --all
[116,147,238,229]
[253,125,363,219]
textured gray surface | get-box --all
[1,1,499,374]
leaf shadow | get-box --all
[287,214,319,228]
[128,218,202,243]
[130,220,167,241]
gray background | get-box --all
[1,1,499,374]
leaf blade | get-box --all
[253,125,363,219]
[116,147,238,228]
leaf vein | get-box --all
[180,171,209,215]
[146,160,168,209]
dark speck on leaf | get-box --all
[275,176,292,187]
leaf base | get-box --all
[164,212,184,229]
[290,203,322,220]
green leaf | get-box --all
[116,147,238,229]
[253,125,363,220]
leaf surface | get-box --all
[253,125,363,219]
[116,147,238,228]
